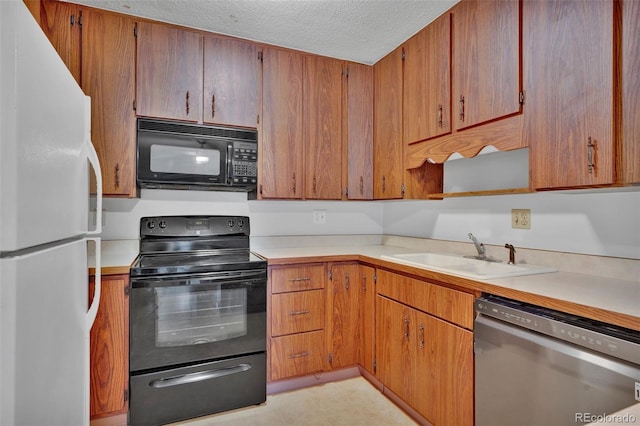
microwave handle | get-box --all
[227,141,234,185]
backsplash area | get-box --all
[99,188,639,260]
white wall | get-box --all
[100,188,640,260]
[383,190,640,259]
[99,189,384,239]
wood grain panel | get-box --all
[622,0,640,184]
[524,0,615,188]
[376,269,474,329]
[270,264,326,293]
[269,331,325,381]
[82,9,136,197]
[136,22,203,122]
[203,36,258,128]
[260,48,304,198]
[346,62,374,200]
[303,55,344,199]
[40,0,81,83]
[452,0,521,130]
[271,290,325,336]
[373,47,404,199]
[89,275,129,418]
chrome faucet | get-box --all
[468,233,486,258]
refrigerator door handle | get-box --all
[86,237,101,328]
[85,95,103,236]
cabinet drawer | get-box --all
[271,290,325,336]
[270,264,325,293]
[376,269,474,329]
[270,331,325,381]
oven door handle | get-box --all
[149,363,252,389]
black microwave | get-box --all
[136,118,258,192]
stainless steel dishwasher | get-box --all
[475,295,640,426]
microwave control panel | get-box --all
[231,141,258,184]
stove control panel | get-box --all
[140,216,249,237]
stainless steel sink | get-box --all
[381,252,556,280]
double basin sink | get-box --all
[381,252,556,280]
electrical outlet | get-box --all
[313,210,326,224]
[511,209,531,229]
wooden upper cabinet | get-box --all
[260,47,304,199]
[346,63,374,200]
[203,36,259,128]
[136,22,203,122]
[303,55,344,199]
[39,0,82,83]
[622,0,640,185]
[82,9,137,197]
[373,47,404,199]
[452,0,521,130]
[403,12,452,145]
[524,0,615,189]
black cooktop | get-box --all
[130,250,266,277]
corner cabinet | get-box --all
[375,270,474,426]
[89,274,129,419]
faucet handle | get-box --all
[505,243,516,264]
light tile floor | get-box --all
[170,377,418,426]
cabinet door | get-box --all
[82,10,137,197]
[89,274,129,418]
[39,0,81,83]
[303,55,344,199]
[403,12,451,144]
[453,0,520,130]
[373,47,404,199]
[328,263,360,369]
[623,0,640,185]
[203,36,259,128]
[525,0,615,188]
[346,63,374,200]
[260,48,304,199]
[375,296,414,403]
[136,22,202,122]
[413,311,473,426]
[358,265,376,375]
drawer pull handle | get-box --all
[419,323,425,349]
[288,351,310,359]
[289,277,311,282]
[289,310,310,316]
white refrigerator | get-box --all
[0,1,103,425]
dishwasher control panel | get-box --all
[475,295,640,366]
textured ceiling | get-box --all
[66,0,459,64]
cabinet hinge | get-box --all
[259,184,263,195]
[401,183,406,194]
[373,273,377,284]
[519,91,526,105]
[258,51,263,62]
[78,12,83,27]
[257,114,260,124]
[124,285,130,297]
[373,358,377,373]
[401,48,405,61]
[328,353,333,365]
[345,67,349,78]
[124,389,129,402]
[132,99,137,111]
[133,23,138,38]
[328,270,333,281]
[70,14,76,26]
[344,187,348,197]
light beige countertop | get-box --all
[253,242,640,331]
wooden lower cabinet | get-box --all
[376,295,473,426]
[88,274,129,419]
[327,263,360,369]
[358,265,376,375]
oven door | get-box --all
[130,269,266,372]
